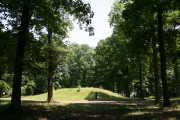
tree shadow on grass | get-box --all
[0,100,135,120]
[84,91,144,102]
[122,110,180,120]
[85,91,123,101]
[1,99,180,120]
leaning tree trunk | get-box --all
[152,40,160,105]
[173,57,180,97]
[157,3,171,106]
[47,30,54,103]
[8,0,31,112]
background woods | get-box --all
[0,0,179,113]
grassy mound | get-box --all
[22,87,123,101]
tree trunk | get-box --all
[124,82,130,97]
[82,69,87,86]
[8,0,31,112]
[152,40,160,104]
[157,3,171,106]
[47,30,54,103]
[139,61,143,99]
[137,52,143,99]
[173,57,180,97]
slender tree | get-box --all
[47,30,54,102]
[137,52,143,99]
[43,0,94,103]
[152,40,160,104]
[173,57,180,97]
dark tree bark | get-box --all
[139,61,143,99]
[157,4,171,106]
[152,41,160,104]
[8,0,31,112]
[47,29,54,103]
[137,52,143,99]
[124,82,130,97]
[82,69,87,86]
[173,57,180,97]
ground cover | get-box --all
[0,88,180,120]
[1,99,180,120]
[21,87,126,101]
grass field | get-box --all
[1,88,180,120]
[21,87,127,101]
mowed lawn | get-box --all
[22,87,125,101]
[1,88,180,120]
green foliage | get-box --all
[25,80,35,95]
[60,43,95,87]
[0,80,12,97]
[106,0,180,100]
[21,80,35,96]
[0,0,179,105]
[77,84,81,92]
[0,31,17,80]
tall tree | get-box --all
[137,52,143,99]
[165,10,180,97]
[42,0,94,103]
[152,40,160,104]
[109,0,176,106]
[8,0,31,112]
[157,1,171,106]
[47,30,53,102]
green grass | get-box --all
[1,88,180,119]
[21,87,127,101]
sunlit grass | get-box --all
[21,87,125,101]
[0,99,9,105]
[126,111,148,116]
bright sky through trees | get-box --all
[68,0,114,47]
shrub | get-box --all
[0,80,12,97]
